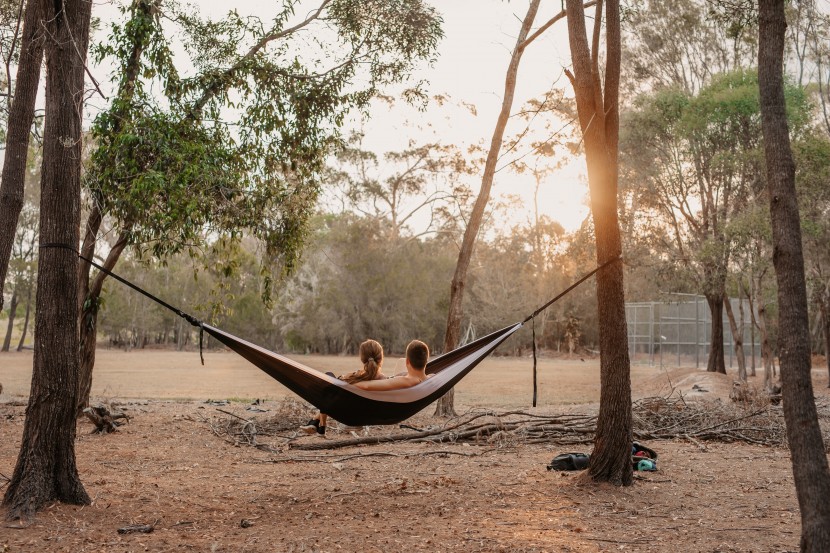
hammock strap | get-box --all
[40,242,206,364]
[531,316,537,407]
[521,255,621,324]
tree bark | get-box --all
[758,1,830,549]
[77,232,129,412]
[723,296,746,380]
[823,302,830,388]
[706,292,726,373]
[434,0,540,417]
[16,277,32,351]
[2,288,18,351]
[0,0,44,314]
[565,0,632,487]
[757,304,775,392]
[3,0,93,521]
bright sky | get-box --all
[88,0,591,233]
[355,0,592,233]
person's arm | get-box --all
[354,376,416,391]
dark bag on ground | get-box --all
[547,443,660,472]
[546,452,590,471]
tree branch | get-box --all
[519,1,597,51]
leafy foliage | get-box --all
[86,0,443,303]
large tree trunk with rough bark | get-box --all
[565,0,632,486]
[434,0,540,417]
[723,296,746,380]
[758,1,830,549]
[3,0,93,522]
[0,0,44,314]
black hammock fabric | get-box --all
[204,322,523,426]
[42,243,617,427]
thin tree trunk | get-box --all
[76,0,152,412]
[435,0,541,417]
[758,1,830,549]
[0,0,44,314]
[723,296,746,380]
[744,281,756,376]
[757,304,775,392]
[16,277,32,351]
[3,0,93,521]
[2,287,18,351]
[706,292,726,373]
[565,0,632,487]
[742,276,756,376]
[77,233,128,413]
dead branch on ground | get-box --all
[205,394,830,452]
[84,403,129,434]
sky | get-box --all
[87,0,592,233]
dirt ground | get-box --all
[1,351,829,553]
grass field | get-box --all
[3,346,827,407]
[1,348,645,407]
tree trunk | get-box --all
[0,0,45,314]
[3,0,93,522]
[757,304,775,392]
[16,278,32,351]
[723,296,746,380]
[758,1,830,549]
[744,283,756,376]
[823,302,830,388]
[565,0,632,487]
[706,293,726,373]
[2,288,18,351]
[744,282,756,376]
[77,232,128,413]
[435,0,541,417]
[817,287,830,388]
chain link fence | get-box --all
[626,294,761,368]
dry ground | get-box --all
[1,349,829,553]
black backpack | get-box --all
[546,452,590,471]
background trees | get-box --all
[76,0,444,410]
[621,70,809,373]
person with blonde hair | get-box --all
[300,338,386,436]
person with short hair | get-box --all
[354,340,430,391]
[300,338,386,436]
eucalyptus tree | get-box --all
[621,70,809,373]
[76,0,442,410]
[563,0,633,485]
[793,134,830,385]
[435,0,541,416]
[3,0,93,522]
[622,0,756,96]
[325,131,472,241]
[758,1,830,549]
[1,172,37,351]
[0,0,44,315]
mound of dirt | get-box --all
[635,367,758,401]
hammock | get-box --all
[45,243,617,426]
[205,322,522,425]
